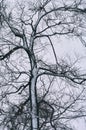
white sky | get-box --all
[55,38,86,130]
[2,0,86,130]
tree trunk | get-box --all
[30,66,39,130]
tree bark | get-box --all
[30,66,39,130]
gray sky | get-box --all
[2,0,86,130]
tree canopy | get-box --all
[0,0,86,130]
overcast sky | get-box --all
[2,0,86,130]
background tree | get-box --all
[0,0,86,130]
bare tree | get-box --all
[0,0,86,130]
